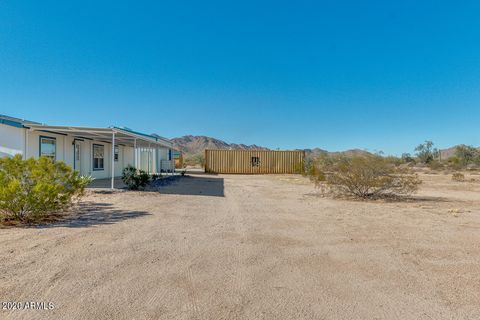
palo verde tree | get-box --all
[455,145,479,167]
[415,141,439,164]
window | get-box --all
[40,136,56,160]
[93,144,105,170]
[114,145,119,162]
[251,156,261,167]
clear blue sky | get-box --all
[1,1,479,155]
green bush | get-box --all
[122,165,150,190]
[308,154,421,199]
[415,141,439,164]
[0,155,92,223]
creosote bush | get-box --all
[307,154,421,199]
[122,165,150,190]
[0,155,92,223]
[452,172,465,182]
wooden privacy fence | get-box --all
[205,150,305,174]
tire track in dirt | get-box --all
[175,200,205,320]
[222,179,250,319]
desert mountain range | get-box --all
[171,135,373,157]
[170,135,474,159]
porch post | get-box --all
[148,143,151,174]
[111,131,115,190]
[134,138,137,168]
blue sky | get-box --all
[1,1,479,155]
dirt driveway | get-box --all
[1,173,480,319]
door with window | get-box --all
[74,141,82,173]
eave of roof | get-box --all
[1,114,177,150]
[0,114,41,128]
[25,124,175,149]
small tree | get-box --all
[309,154,421,199]
[401,153,415,163]
[0,155,92,222]
[415,141,439,164]
[455,145,478,167]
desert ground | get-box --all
[1,172,480,320]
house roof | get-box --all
[0,114,40,128]
[0,114,175,149]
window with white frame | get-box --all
[39,136,56,160]
[114,145,119,162]
[93,144,105,170]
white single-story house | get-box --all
[0,114,177,188]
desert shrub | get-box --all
[302,157,317,177]
[415,141,439,164]
[0,155,92,223]
[122,165,151,190]
[455,145,479,168]
[308,154,421,199]
[452,172,465,182]
[447,156,461,170]
[294,160,306,175]
[427,160,444,171]
[401,153,416,164]
[184,153,205,167]
[384,156,404,166]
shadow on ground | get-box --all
[88,177,126,189]
[302,192,450,203]
[154,175,225,197]
[38,202,150,228]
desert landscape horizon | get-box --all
[2,1,480,319]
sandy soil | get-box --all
[1,172,480,320]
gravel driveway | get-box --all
[1,173,480,319]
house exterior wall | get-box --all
[1,122,173,180]
[0,124,25,158]
[25,130,71,164]
[72,140,134,179]
[0,124,139,179]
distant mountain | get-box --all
[170,136,479,163]
[171,135,374,158]
[439,146,459,160]
[171,135,269,156]
[438,145,480,160]
[301,148,374,160]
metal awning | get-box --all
[25,124,174,149]
[25,124,176,189]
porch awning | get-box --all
[25,124,175,149]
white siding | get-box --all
[0,124,25,158]
[1,123,169,179]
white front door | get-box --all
[74,142,82,173]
